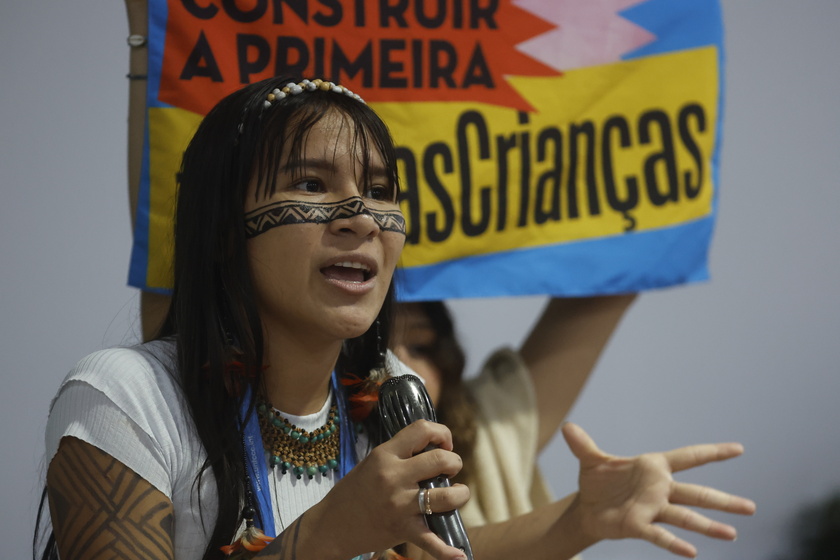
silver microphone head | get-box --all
[379,374,437,437]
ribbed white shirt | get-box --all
[45,339,391,560]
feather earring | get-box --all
[220,509,274,559]
[221,452,275,558]
[339,318,389,422]
[369,318,389,383]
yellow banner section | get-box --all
[142,46,717,289]
[147,108,202,289]
[377,46,718,268]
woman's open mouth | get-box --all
[321,261,373,283]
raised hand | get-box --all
[563,422,756,558]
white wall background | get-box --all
[2,1,838,559]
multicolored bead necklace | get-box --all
[257,400,340,479]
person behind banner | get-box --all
[35,76,754,560]
[391,295,635,528]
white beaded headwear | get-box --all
[264,78,365,109]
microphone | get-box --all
[379,374,475,560]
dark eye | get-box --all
[408,344,435,359]
[291,178,324,193]
[364,184,395,202]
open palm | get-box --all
[562,423,756,558]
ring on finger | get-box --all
[417,488,428,515]
[424,487,432,515]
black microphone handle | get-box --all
[378,375,474,559]
[419,473,474,556]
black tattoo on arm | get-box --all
[47,437,175,560]
[254,516,303,560]
[244,197,407,238]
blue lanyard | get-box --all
[240,371,357,538]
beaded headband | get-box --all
[263,78,365,109]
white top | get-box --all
[44,339,413,560]
[459,348,554,526]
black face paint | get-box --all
[244,196,406,239]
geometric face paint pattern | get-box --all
[244,196,406,239]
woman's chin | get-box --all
[331,315,377,341]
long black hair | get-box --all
[35,76,402,560]
[163,76,401,559]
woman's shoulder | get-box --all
[52,338,182,414]
[65,338,177,385]
[46,338,202,501]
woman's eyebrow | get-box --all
[368,166,390,180]
[278,158,335,175]
[278,158,390,181]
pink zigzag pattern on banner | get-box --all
[513,0,656,71]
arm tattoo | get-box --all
[47,437,175,560]
[255,517,303,560]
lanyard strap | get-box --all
[240,387,275,537]
[333,370,358,479]
[240,371,359,538]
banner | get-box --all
[129,0,724,300]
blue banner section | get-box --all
[396,217,713,301]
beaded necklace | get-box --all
[257,399,340,479]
